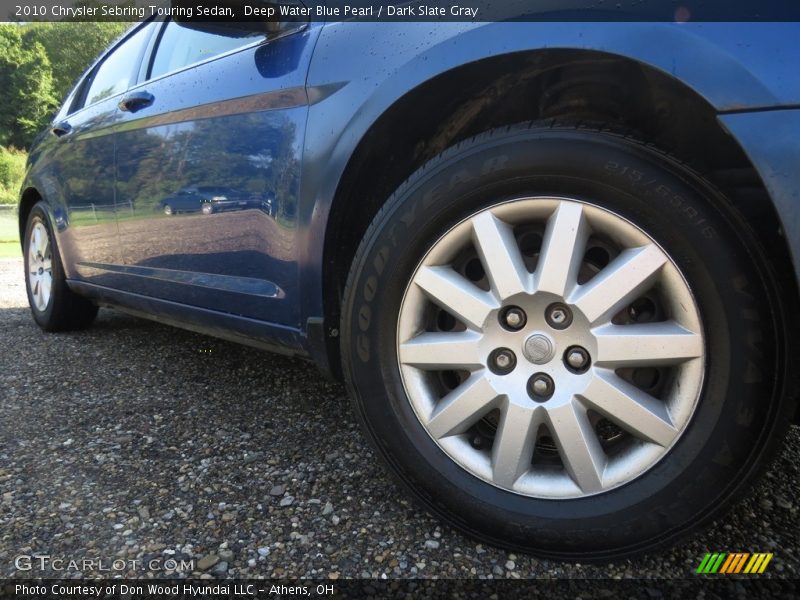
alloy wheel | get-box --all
[27,220,54,313]
[397,198,705,498]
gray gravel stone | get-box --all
[219,549,234,561]
[196,554,219,571]
[243,452,264,465]
[0,256,797,580]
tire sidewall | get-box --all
[342,128,778,556]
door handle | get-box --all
[118,91,155,113]
[51,121,72,137]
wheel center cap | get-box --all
[522,332,555,364]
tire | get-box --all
[23,202,98,332]
[341,123,790,559]
[202,203,213,215]
[163,204,174,215]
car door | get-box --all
[47,24,155,283]
[113,18,316,326]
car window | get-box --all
[149,21,263,80]
[82,26,152,108]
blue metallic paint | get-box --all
[19,19,800,366]
[109,27,316,325]
[720,109,800,250]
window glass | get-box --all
[83,26,152,107]
[150,21,262,80]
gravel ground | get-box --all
[0,256,797,581]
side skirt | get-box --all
[68,280,309,358]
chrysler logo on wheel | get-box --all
[523,333,555,364]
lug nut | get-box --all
[545,303,573,330]
[500,306,527,331]
[564,346,591,373]
[496,353,512,369]
[489,348,516,375]
[566,350,586,368]
[528,373,555,401]
[531,378,549,395]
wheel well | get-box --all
[321,49,799,382]
[18,187,42,248]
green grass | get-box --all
[0,209,20,258]
[0,147,26,205]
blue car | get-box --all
[18,10,800,559]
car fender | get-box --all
[299,21,800,323]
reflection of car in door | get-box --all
[159,186,256,215]
[159,186,202,215]
[195,187,259,215]
[17,11,800,560]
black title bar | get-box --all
[4,0,800,23]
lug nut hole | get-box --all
[545,302,573,330]
[528,373,555,401]
[489,348,517,375]
[564,346,591,373]
[499,306,527,331]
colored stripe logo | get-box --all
[696,552,773,574]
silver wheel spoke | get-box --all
[39,229,49,258]
[41,273,52,302]
[571,245,667,325]
[594,322,703,367]
[427,374,499,438]
[471,211,529,300]
[546,399,605,493]
[580,371,677,446]
[32,225,42,254]
[34,283,44,310]
[42,258,52,272]
[535,202,588,297]
[399,331,483,370]
[491,402,543,487]
[414,265,498,330]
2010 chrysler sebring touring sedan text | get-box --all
[17,9,800,559]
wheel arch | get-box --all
[18,187,44,251]
[320,47,800,406]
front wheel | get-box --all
[341,124,788,558]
